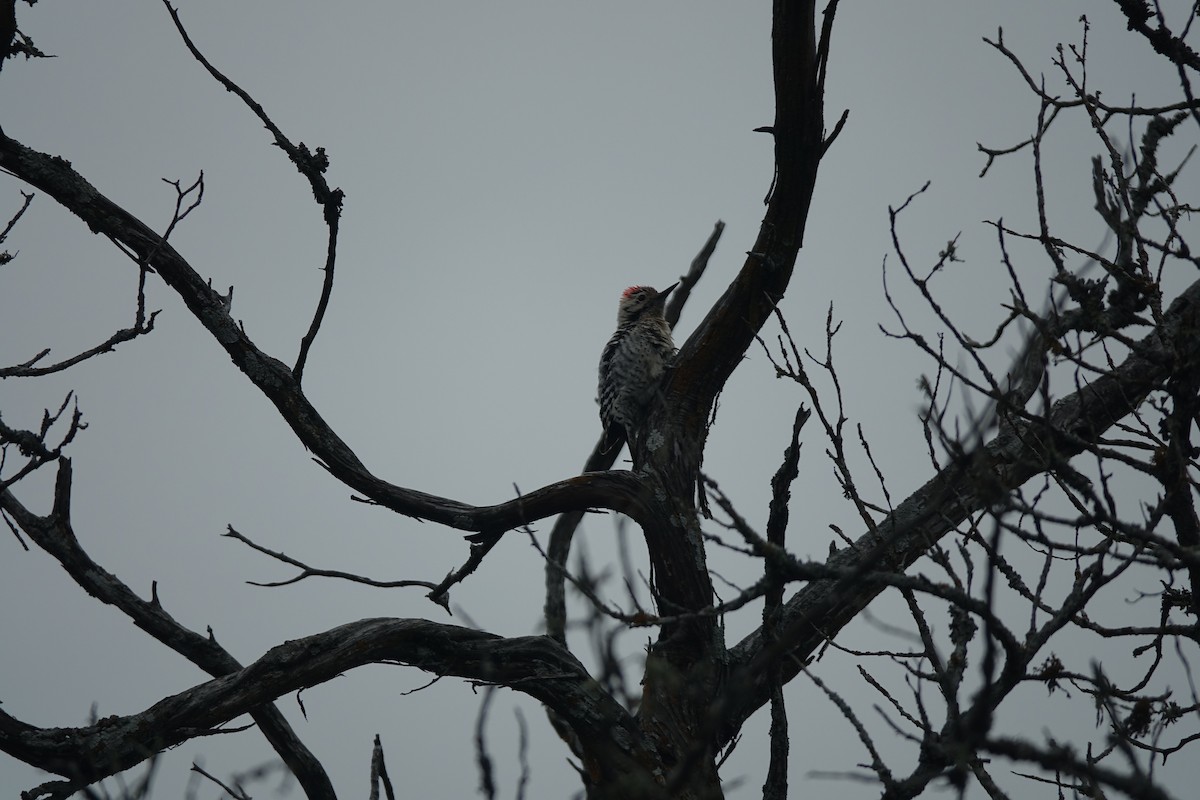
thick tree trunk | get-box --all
[574,1,827,796]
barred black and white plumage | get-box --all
[598,283,677,455]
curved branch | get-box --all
[0,130,659,541]
[0,617,645,795]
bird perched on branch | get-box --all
[598,283,678,456]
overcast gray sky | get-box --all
[2,1,1196,798]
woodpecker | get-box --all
[598,283,678,455]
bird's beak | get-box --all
[654,282,679,306]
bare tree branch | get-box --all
[223,525,446,604]
[0,615,648,797]
[160,1,344,386]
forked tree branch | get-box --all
[159,1,345,386]
[625,0,831,665]
[542,219,726,646]
[666,0,827,430]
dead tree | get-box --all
[1,1,1198,798]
